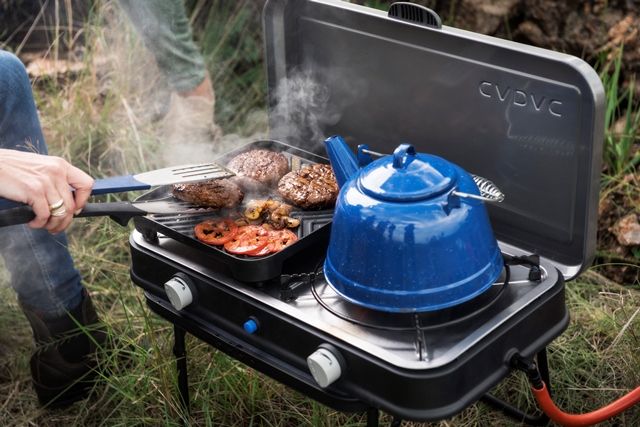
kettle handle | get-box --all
[453,175,505,203]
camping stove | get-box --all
[127,0,604,423]
[129,228,567,422]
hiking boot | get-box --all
[20,291,107,408]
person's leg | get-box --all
[117,0,222,161]
[0,50,105,408]
[116,0,208,94]
[0,50,83,316]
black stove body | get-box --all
[130,229,567,421]
[128,0,604,423]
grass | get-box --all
[600,47,640,180]
[0,0,639,426]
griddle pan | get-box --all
[133,140,334,282]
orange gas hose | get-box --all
[532,382,640,426]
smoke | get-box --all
[154,68,347,165]
[268,69,342,154]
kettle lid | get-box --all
[359,144,457,202]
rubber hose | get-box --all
[532,382,640,426]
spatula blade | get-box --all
[134,163,235,186]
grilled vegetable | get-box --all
[242,199,299,229]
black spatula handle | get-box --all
[0,205,36,227]
[0,202,147,228]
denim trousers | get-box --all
[0,50,83,317]
[117,0,206,92]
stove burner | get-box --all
[309,266,510,332]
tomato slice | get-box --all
[253,229,299,257]
[269,229,298,252]
[224,225,270,255]
[194,219,238,245]
[252,241,274,257]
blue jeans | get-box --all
[0,50,83,317]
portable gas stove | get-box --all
[130,227,566,423]
[129,0,604,424]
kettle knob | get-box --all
[392,144,416,169]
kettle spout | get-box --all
[324,135,359,188]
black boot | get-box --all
[20,291,107,408]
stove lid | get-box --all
[263,0,605,280]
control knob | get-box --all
[307,345,344,388]
[164,273,193,310]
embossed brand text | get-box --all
[479,81,563,117]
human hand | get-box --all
[0,149,94,233]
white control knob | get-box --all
[164,276,193,310]
[307,347,342,388]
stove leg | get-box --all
[479,347,551,426]
[366,407,379,427]
[173,325,190,417]
[536,347,551,393]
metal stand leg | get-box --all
[173,325,190,417]
[480,348,550,426]
[366,407,379,427]
[536,347,551,393]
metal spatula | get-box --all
[91,162,235,195]
[0,200,214,228]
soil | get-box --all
[597,174,640,284]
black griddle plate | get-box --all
[133,140,334,282]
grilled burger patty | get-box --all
[277,163,338,209]
[226,149,289,185]
[172,178,244,208]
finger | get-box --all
[55,171,76,219]
[27,197,51,229]
[46,202,73,234]
[44,158,79,232]
[66,165,94,211]
[48,214,73,234]
[43,190,68,234]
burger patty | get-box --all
[172,178,244,208]
[226,149,289,186]
[277,163,339,209]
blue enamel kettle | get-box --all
[324,135,505,313]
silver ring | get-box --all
[50,207,67,217]
[49,199,64,212]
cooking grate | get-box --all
[309,271,508,332]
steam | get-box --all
[155,69,346,165]
[269,69,342,153]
